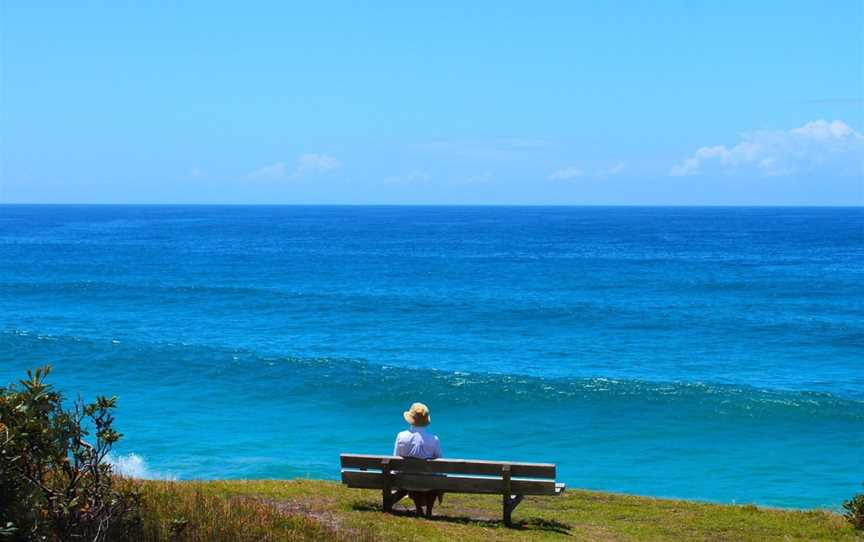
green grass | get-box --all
[133,479,859,541]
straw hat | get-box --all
[403,402,430,426]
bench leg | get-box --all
[381,459,406,513]
[383,489,407,513]
[503,494,524,527]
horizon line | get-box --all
[0,203,862,208]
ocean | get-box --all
[1,205,861,509]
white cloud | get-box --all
[386,170,494,184]
[245,153,340,181]
[671,120,864,177]
[607,162,626,175]
[295,153,340,175]
[384,170,432,184]
[549,162,625,180]
[245,162,288,181]
[460,171,493,183]
[549,166,584,180]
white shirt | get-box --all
[393,426,442,459]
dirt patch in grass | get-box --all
[256,496,341,527]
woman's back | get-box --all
[393,426,441,459]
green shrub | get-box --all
[842,493,864,530]
[0,366,141,541]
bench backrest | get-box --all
[341,454,556,478]
[340,454,559,496]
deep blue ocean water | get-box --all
[1,205,862,509]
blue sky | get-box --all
[1,2,861,204]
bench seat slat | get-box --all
[341,470,560,496]
[340,454,556,479]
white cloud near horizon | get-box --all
[459,171,494,183]
[671,120,864,177]
[295,153,341,175]
[384,170,432,184]
[245,153,340,181]
[549,166,584,180]
[549,162,625,180]
[607,162,626,175]
[245,162,288,181]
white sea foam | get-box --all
[107,453,177,480]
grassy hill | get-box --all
[131,479,857,541]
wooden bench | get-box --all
[340,453,565,526]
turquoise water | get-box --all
[1,205,862,508]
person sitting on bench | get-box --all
[393,402,443,517]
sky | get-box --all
[1,1,862,205]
